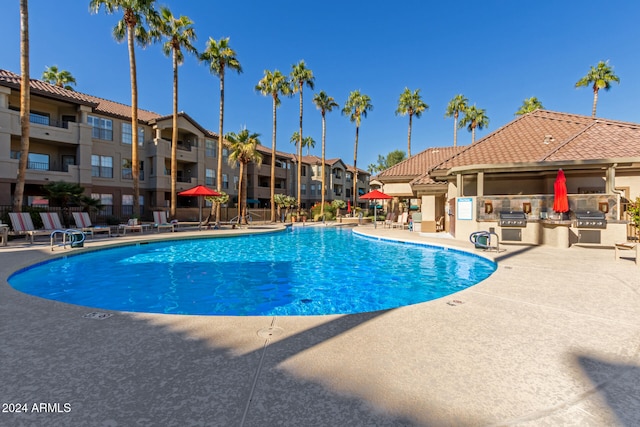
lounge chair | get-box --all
[8,212,52,243]
[152,211,175,233]
[72,212,112,238]
[392,212,409,229]
[383,212,396,228]
[436,216,445,232]
[118,218,144,235]
[39,212,65,231]
[615,242,639,265]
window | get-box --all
[222,147,229,159]
[121,159,144,180]
[233,176,239,190]
[88,115,113,140]
[121,123,144,146]
[92,193,113,215]
[122,195,144,216]
[302,165,307,177]
[302,184,306,195]
[91,155,113,178]
[206,168,215,186]
[205,140,217,157]
[311,184,316,195]
[222,174,229,189]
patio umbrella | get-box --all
[347,200,351,215]
[553,169,569,215]
[360,189,393,228]
[178,185,221,229]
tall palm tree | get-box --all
[445,94,468,147]
[90,0,159,218]
[14,0,30,212]
[42,65,76,90]
[342,90,373,206]
[575,60,620,118]
[226,129,262,225]
[395,88,428,157]
[515,97,544,116]
[256,70,291,222]
[458,104,489,143]
[313,91,338,218]
[153,6,197,218]
[200,37,242,225]
[290,60,315,214]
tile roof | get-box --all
[377,145,466,179]
[433,110,640,171]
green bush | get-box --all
[310,202,336,221]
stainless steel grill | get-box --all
[574,211,606,229]
[499,211,527,227]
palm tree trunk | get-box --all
[215,70,225,224]
[407,113,413,157]
[238,161,244,224]
[471,126,476,144]
[453,113,458,147]
[592,88,599,118]
[14,0,30,212]
[353,125,359,207]
[270,97,277,222]
[128,26,140,218]
[320,112,326,217]
[170,51,178,218]
[297,85,303,215]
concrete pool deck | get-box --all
[1,224,639,426]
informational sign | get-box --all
[457,197,473,220]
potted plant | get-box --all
[300,210,308,222]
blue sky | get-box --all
[2,0,640,171]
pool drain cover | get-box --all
[257,326,284,339]
[83,312,113,320]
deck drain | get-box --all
[257,326,284,339]
[83,312,113,320]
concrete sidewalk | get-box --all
[1,224,639,426]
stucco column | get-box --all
[477,171,484,196]
[456,174,463,197]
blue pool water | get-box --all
[8,227,496,316]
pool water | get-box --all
[8,227,496,316]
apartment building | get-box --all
[0,69,366,219]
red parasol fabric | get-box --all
[553,169,569,213]
[347,200,351,213]
[178,185,221,229]
[360,189,393,228]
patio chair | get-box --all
[8,212,52,243]
[392,212,409,229]
[614,242,639,265]
[39,212,65,231]
[72,212,112,238]
[436,216,445,232]
[383,212,396,228]
[153,211,175,233]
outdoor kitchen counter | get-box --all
[539,219,572,248]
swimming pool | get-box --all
[8,227,496,316]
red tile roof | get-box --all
[377,145,466,180]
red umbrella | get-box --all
[553,169,569,214]
[347,200,351,214]
[178,185,221,228]
[360,189,393,228]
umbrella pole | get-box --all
[374,200,377,228]
[199,196,202,230]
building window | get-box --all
[302,184,306,195]
[233,176,239,190]
[121,123,144,146]
[205,140,217,157]
[222,174,229,189]
[122,195,144,216]
[121,159,144,180]
[302,165,307,177]
[206,168,215,186]
[222,147,229,159]
[310,184,315,195]
[88,115,113,141]
[92,193,113,215]
[91,155,113,178]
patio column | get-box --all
[456,174,463,197]
[477,172,484,196]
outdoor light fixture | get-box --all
[523,202,532,214]
[484,201,493,214]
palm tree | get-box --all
[458,104,489,143]
[42,65,76,90]
[313,91,338,218]
[290,132,315,156]
[153,6,197,218]
[255,70,291,222]
[90,0,159,218]
[515,97,544,116]
[575,60,620,117]
[200,37,242,225]
[14,0,30,212]
[395,88,428,157]
[226,129,262,225]
[445,94,468,147]
[342,90,373,206]
[290,60,315,214]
